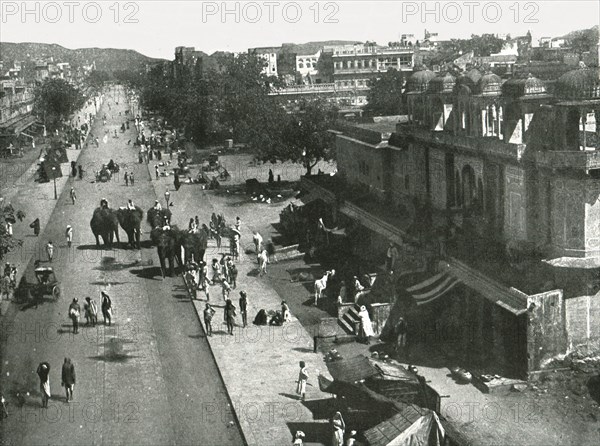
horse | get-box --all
[314,270,334,306]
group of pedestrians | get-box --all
[35,358,76,407]
[67,291,112,334]
[123,171,135,186]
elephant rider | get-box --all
[107,159,115,171]
[127,199,136,211]
[153,200,162,211]
[100,198,109,209]
[162,215,171,231]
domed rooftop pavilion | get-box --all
[453,67,482,94]
[427,71,457,94]
[405,66,437,93]
[476,71,503,95]
[555,65,600,100]
[502,73,548,98]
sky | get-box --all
[0,1,599,60]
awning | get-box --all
[0,115,38,135]
[326,355,381,383]
[405,272,461,306]
[401,260,528,315]
[364,410,445,446]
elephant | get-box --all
[147,207,173,229]
[90,207,120,248]
[177,229,208,265]
[150,227,181,278]
[116,206,144,249]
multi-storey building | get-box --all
[323,43,414,107]
[0,78,36,136]
[248,46,279,77]
[295,49,321,83]
[302,56,600,378]
[174,46,208,78]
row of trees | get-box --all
[33,78,86,131]
[138,53,338,174]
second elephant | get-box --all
[117,206,144,249]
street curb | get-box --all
[140,138,249,446]
[176,233,249,446]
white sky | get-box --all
[1,1,599,60]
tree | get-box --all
[0,200,24,263]
[276,98,338,175]
[87,70,111,92]
[364,69,406,116]
[570,28,599,56]
[34,78,85,131]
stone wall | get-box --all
[564,293,600,355]
[526,290,567,371]
[429,148,446,210]
[550,177,586,256]
[336,135,385,193]
[585,179,600,256]
[504,165,528,242]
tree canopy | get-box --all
[364,69,406,116]
[138,53,338,173]
[34,78,85,130]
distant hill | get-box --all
[560,24,599,42]
[0,42,164,72]
[279,40,363,55]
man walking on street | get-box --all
[30,218,40,236]
[84,297,98,326]
[204,303,215,336]
[36,362,51,408]
[66,225,73,248]
[253,231,263,255]
[46,241,54,262]
[101,291,112,325]
[68,298,81,334]
[70,187,77,205]
[129,172,134,186]
[164,188,170,207]
[239,291,248,328]
[155,165,159,180]
[124,171,129,186]
[61,358,76,403]
[296,361,308,401]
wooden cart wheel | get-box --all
[52,285,60,300]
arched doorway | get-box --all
[462,165,477,209]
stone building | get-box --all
[303,63,600,378]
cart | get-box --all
[96,166,112,182]
[33,267,61,300]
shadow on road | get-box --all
[129,266,164,280]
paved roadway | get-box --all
[0,88,243,446]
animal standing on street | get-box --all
[314,270,333,306]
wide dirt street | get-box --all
[0,87,243,446]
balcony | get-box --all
[396,124,525,161]
[269,83,370,96]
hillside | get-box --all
[279,40,363,55]
[560,25,599,42]
[0,42,164,72]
